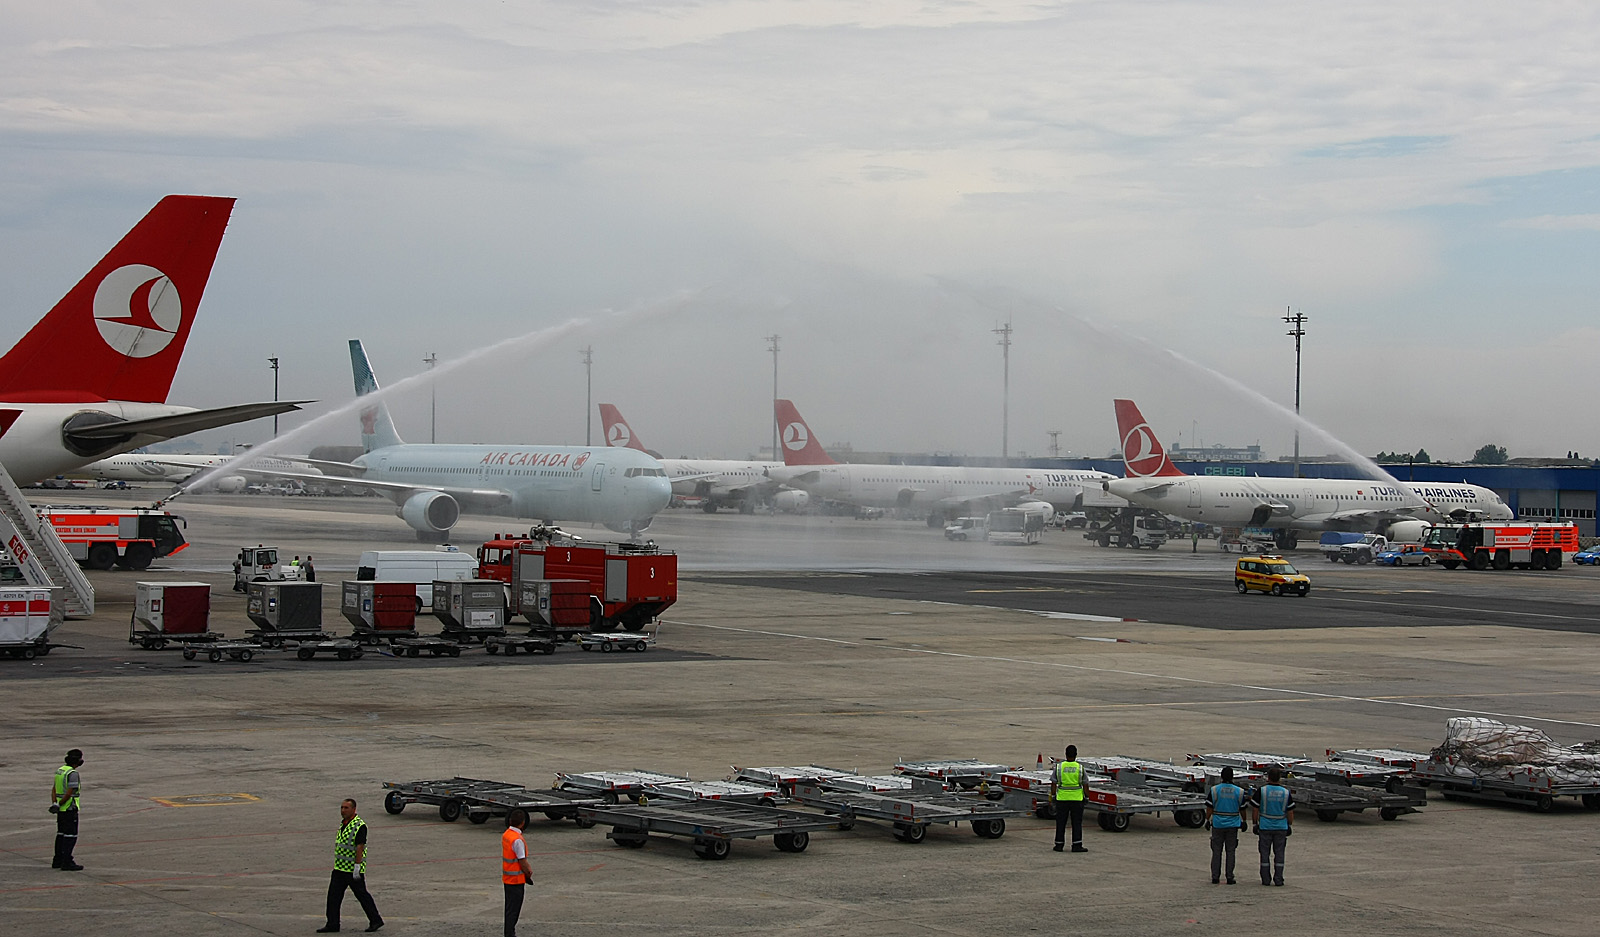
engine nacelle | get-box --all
[773,490,810,513]
[1384,519,1429,543]
[1015,499,1055,519]
[604,515,655,535]
[399,490,459,534]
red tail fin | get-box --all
[774,399,837,466]
[1113,399,1185,478]
[0,195,235,403]
[598,403,648,451]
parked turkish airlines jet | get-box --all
[0,196,302,484]
[767,399,1122,524]
[599,403,780,513]
[84,451,323,492]
[1102,399,1511,540]
[244,342,672,540]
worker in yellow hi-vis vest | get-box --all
[1051,744,1088,853]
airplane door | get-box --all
[591,462,605,492]
[836,467,850,495]
[1187,481,1201,509]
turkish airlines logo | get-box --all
[1121,422,1168,477]
[93,264,182,358]
[572,451,590,470]
[782,421,809,451]
[606,422,631,447]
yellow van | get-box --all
[1234,555,1311,597]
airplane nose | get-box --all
[645,476,671,512]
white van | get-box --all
[355,547,480,607]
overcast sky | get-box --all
[2,1,1597,464]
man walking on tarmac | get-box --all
[1206,766,1245,884]
[319,798,383,932]
[50,749,85,870]
[503,809,534,937]
[1051,745,1087,852]
[1251,765,1296,886]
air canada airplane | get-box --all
[0,195,302,484]
[240,341,672,540]
[599,403,781,513]
[1102,399,1512,541]
[767,399,1123,524]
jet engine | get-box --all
[399,490,459,537]
[605,515,655,535]
[773,489,810,513]
[1385,519,1429,543]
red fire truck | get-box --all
[476,532,676,632]
[39,505,188,570]
[1421,522,1579,570]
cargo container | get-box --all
[0,587,53,658]
[341,581,419,640]
[246,581,326,644]
[431,578,507,639]
[131,581,213,649]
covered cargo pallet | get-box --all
[131,581,213,649]
[0,587,54,658]
[431,579,507,639]
[1416,717,1600,811]
[246,581,327,645]
[342,581,419,641]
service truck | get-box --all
[1317,531,1388,565]
[476,532,676,632]
[1421,522,1579,570]
[39,505,187,570]
[1087,511,1167,549]
[985,505,1048,545]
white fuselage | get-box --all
[359,443,671,526]
[85,452,322,487]
[661,459,783,498]
[0,400,200,485]
[769,463,1123,512]
[1104,475,1512,530]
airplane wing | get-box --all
[933,488,1035,509]
[271,456,367,477]
[67,401,311,441]
[1296,508,1410,525]
[669,472,721,485]
[172,466,511,510]
[1121,481,1179,496]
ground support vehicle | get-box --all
[792,782,1021,842]
[985,505,1048,545]
[480,535,677,632]
[1191,752,1424,821]
[184,640,267,663]
[730,765,858,797]
[1376,543,1431,566]
[482,633,556,656]
[130,581,215,650]
[0,587,59,659]
[555,769,693,803]
[1318,531,1388,565]
[356,548,478,608]
[292,638,366,661]
[389,635,468,658]
[580,799,837,859]
[893,758,1014,791]
[1234,555,1311,596]
[233,546,299,591]
[1421,522,1579,570]
[246,581,328,646]
[943,517,986,541]
[40,505,186,570]
[382,778,604,826]
[1411,757,1600,812]
[578,630,654,653]
[1326,748,1430,772]
[1087,510,1167,549]
[1085,779,1210,832]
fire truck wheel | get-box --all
[1492,551,1511,570]
[1549,551,1563,569]
[1441,560,1459,570]
[621,619,646,633]
[123,543,154,571]
[87,543,117,570]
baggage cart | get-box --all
[291,638,366,661]
[578,630,654,653]
[821,774,916,793]
[183,640,267,663]
[991,768,1115,819]
[555,769,690,803]
[1,587,57,659]
[389,635,468,658]
[1412,756,1600,812]
[1192,752,1424,821]
[130,581,215,649]
[247,581,329,646]
[579,798,838,859]
[382,777,605,826]
[730,765,857,796]
[894,758,1015,790]
[483,633,557,656]
[648,779,784,806]
[341,581,419,643]
[1327,748,1430,771]
[1085,779,1210,832]
[792,781,1022,843]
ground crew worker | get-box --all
[1050,744,1087,852]
[304,555,316,583]
[503,809,533,937]
[1206,766,1245,884]
[1250,766,1295,886]
[319,798,383,933]
[50,749,85,870]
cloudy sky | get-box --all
[2,1,1597,463]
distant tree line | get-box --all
[1375,449,1431,463]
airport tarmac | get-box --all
[5,492,1600,935]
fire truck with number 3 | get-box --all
[1421,522,1578,571]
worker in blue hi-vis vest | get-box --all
[1205,766,1245,885]
[1250,765,1296,886]
[1050,745,1088,853]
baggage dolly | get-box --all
[1327,748,1430,772]
[291,638,366,661]
[484,633,557,656]
[578,631,653,653]
[382,777,605,826]
[731,765,857,796]
[793,781,1022,843]
[1192,753,1424,821]
[579,799,838,859]
[555,769,691,803]
[250,629,332,649]
[648,779,785,806]
[1411,757,1600,812]
[183,640,267,663]
[1085,779,1210,832]
[822,774,916,793]
[894,758,1014,790]
[390,635,468,658]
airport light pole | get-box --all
[267,356,279,437]
[423,352,437,443]
[579,346,593,446]
[765,334,780,460]
[1047,430,1061,459]
[1283,308,1308,478]
[993,320,1012,460]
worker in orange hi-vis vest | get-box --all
[502,809,534,937]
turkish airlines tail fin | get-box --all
[349,340,404,453]
[0,195,235,404]
[598,404,649,451]
[774,399,838,466]
[1113,399,1186,478]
